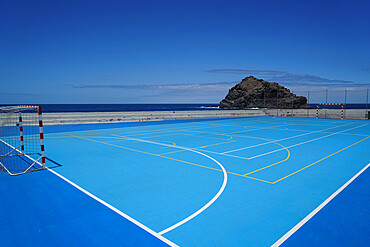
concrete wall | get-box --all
[264,108,369,120]
[42,110,266,125]
[42,108,369,125]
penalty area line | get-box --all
[271,163,370,247]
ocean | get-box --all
[0,104,368,113]
[0,104,219,113]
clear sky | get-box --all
[1,0,369,104]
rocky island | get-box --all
[219,76,310,109]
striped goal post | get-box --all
[316,103,344,120]
[0,105,46,175]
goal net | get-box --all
[316,103,344,119]
[0,105,46,175]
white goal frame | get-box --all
[0,105,46,175]
[316,103,344,120]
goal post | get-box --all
[316,103,344,119]
[0,105,46,175]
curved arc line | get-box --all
[224,130,290,176]
[153,140,176,146]
[110,134,228,235]
[241,135,291,176]
[158,148,227,235]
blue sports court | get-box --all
[1,116,369,246]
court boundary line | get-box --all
[271,163,370,246]
[46,168,178,246]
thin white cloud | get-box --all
[208,69,289,76]
[69,72,369,103]
[209,69,355,84]
[72,82,237,91]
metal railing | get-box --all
[261,88,369,120]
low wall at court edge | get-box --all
[42,110,266,125]
[264,108,369,120]
[42,108,369,125]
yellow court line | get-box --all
[243,141,290,176]
[238,132,291,176]
[183,131,233,141]
[108,137,147,143]
[111,133,177,141]
[69,134,271,184]
[183,133,228,141]
[282,121,345,127]
[139,133,177,139]
[159,127,290,176]
[272,135,370,184]
[159,140,176,148]
[185,130,234,140]
[160,140,236,155]
[112,123,206,136]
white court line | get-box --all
[116,117,272,137]
[111,134,228,235]
[225,123,316,135]
[188,124,287,135]
[110,134,253,161]
[105,124,227,140]
[47,120,209,136]
[248,123,369,160]
[225,119,355,135]
[224,124,289,134]
[197,149,252,160]
[120,123,213,137]
[268,127,369,137]
[272,163,370,247]
[223,123,353,154]
[195,120,265,128]
[108,123,365,162]
[46,169,178,246]
[124,118,283,137]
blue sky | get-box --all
[1,0,369,104]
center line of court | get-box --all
[111,134,228,235]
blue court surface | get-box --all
[1,116,369,246]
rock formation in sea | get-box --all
[219,76,310,109]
